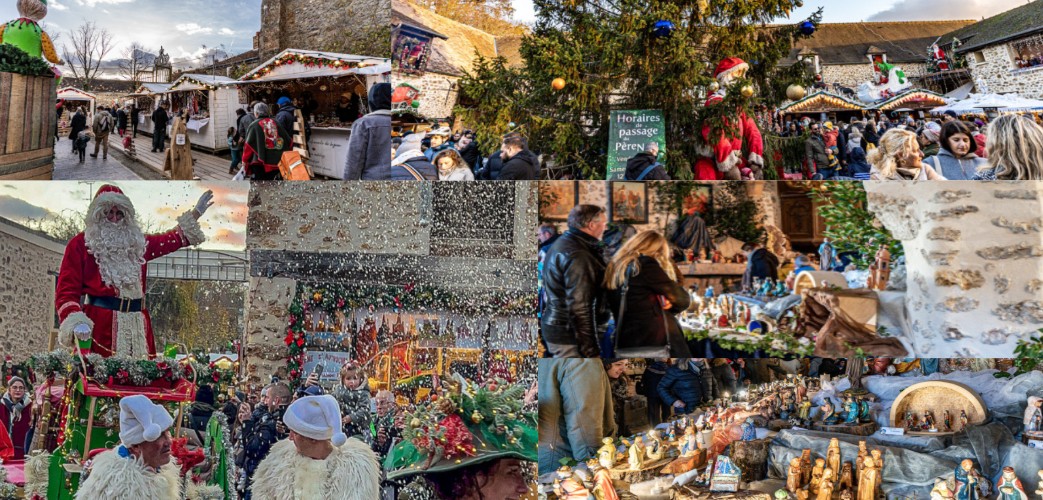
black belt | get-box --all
[85,295,144,313]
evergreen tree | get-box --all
[456,0,822,179]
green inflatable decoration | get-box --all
[0,0,63,64]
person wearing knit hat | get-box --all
[55,184,213,359]
[919,121,942,159]
[390,133,437,180]
[250,395,380,500]
[942,110,959,123]
[75,395,181,500]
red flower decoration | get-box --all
[296,338,305,347]
[439,414,476,458]
[170,437,206,476]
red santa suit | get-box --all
[56,185,205,359]
[694,57,765,180]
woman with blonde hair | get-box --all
[867,128,945,180]
[604,230,691,357]
[974,114,1043,180]
[433,148,475,181]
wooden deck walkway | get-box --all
[107,134,237,181]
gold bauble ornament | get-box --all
[471,410,483,424]
[410,418,421,428]
[551,78,566,90]
[786,84,806,101]
[708,81,720,93]
[741,85,754,98]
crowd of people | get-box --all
[539,358,842,473]
[773,111,1043,180]
[391,128,540,180]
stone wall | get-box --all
[865,181,1043,358]
[0,221,64,361]
[821,62,930,90]
[967,44,1043,99]
[243,182,537,384]
[394,72,461,120]
[259,0,391,60]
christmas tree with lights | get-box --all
[456,0,822,179]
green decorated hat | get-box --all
[383,377,537,480]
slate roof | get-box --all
[780,20,976,66]
[938,0,1043,53]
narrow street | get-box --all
[51,139,142,180]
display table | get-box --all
[306,126,351,178]
[185,117,210,132]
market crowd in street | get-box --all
[391,128,541,180]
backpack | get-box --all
[98,113,111,133]
[278,150,313,180]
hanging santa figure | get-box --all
[931,43,950,71]
[693,57,765,181]
[56,184,214,359]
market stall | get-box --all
[56,87,96,132]
[235,48,391,178]
[778,90,866,123]
[161,73,239,153]
[539,358,1043,500]
[930,92,1043,121]
[125,82,172,136]
[868,88,950,120]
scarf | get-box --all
[2,393,30,423]
[894,165,923,180]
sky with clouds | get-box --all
[0,0,261,66]
[510,0,1027,25]
[0,181,248,250]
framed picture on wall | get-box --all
[610,182,649,224]
[539,181,579,221]
[681,184,713,217]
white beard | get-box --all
[83,206,147,291]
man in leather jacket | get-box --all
[540,204,611,357]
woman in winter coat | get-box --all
[868,129,945,180]
[433,148,475,181]
[974,114,1043,180]
[924,120,987,180]
[332,362,372,445]
[847,147,872,179]
[390,134,438,180]
[657,359,705,415]
[68,107,88,151]
[0,377,32,459]
[604,230,691,357]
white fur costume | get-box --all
[249,438,380,500]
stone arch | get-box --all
[888,380,988,429]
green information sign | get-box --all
[606,109,666,180]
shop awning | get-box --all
[869,89,950,111]
[779,90,865,113]
[57,87,97,102]
[236,48,391,83]
[167,74,237,92]
[127,83,173,97]
[931,92,1043,115]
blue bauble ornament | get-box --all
[799,21,816,36]
[653,20,676,38]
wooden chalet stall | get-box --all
[126,83,172,136]
[870,88,950,120]
[235,49,391,178]
[779,90,867,122]
[162,74,240,153]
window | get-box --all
[1010,34,1043,70]
[973,51,986,64]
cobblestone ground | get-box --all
[52,138,142,180]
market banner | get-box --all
[393,25,435,76]
[606,109,666,180]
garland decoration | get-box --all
[29,351,199,387]
[682,326,814,358]
[0,44,55,77]
[240,52,372,81]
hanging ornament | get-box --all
[708,81,720,93]
[786,84,806,101]
[652,20,676,38]
[799,21,816,36]
[471,410,483,424]
[741,85,754,98]
[320,85,328,91]
[551,78,566,90]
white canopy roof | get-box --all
[237,48,390,83]
[57,87,97,102]
[932,92,1043,114]
[167,73,237,92]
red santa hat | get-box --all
[87,184,135,218]
[713,57,750,82]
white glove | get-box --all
[194,190,214,218]
[72,323,92,340]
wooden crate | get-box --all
[0,72,57,179]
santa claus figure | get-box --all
[56,185,213,359]
[694,57,765,180]
[932,44,950,71]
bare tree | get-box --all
[118,42,151,88]
[61,21,115,90]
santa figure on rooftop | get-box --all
[56,184,214,359]
[694,57,765,180]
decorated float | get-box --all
[539,358,1043,500]
[233,49,391,178]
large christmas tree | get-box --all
[456,0,822,179]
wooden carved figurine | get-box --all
[826,437,842,480]
[628,436,645,471]
[839,461,854,492]
[858,457,880,500]
[856,442,868,487]
[870,450,884,476]
[810,458,826,495]
[872,245,891,290]
[801,449,813,486]
[817,468,836,500]
[787,457,803,494]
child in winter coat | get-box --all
[332,362,372,444]
[74,130,92,163]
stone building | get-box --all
[0,218,64,361]
[392,0,523,120]
[242,182,537,387]
[938,0,1043,99]
[257,0,391,61]
[780,20,974,91]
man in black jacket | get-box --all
[477,150,503,180]
[499,132,539,180]
[239,382,290,500]
[741,242,779,291]
[624,142,670,180]
[541,204,610,357]
[150,102,170,153]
